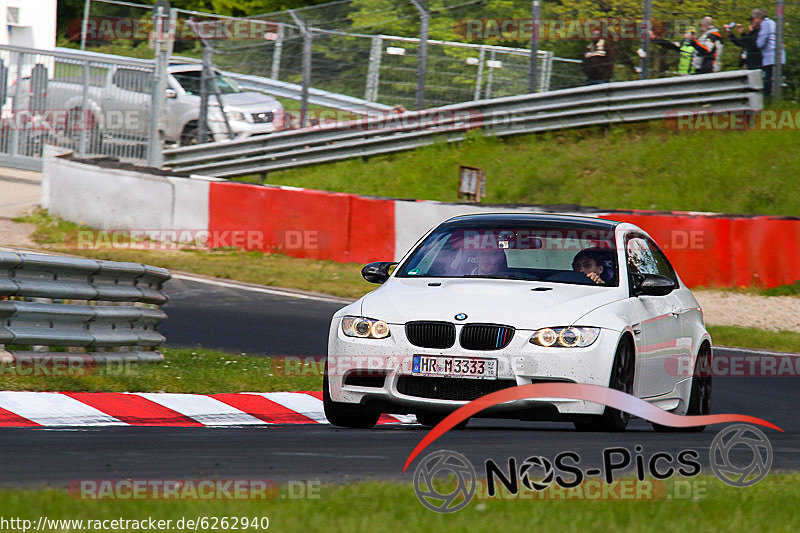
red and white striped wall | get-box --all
[0,391,414,427]
[44,157,800,289]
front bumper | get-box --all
[327,320,621,418]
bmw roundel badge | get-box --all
[454,313,468,321]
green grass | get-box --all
[254,122,800,217]
[1,475,798,532]
[0,348,321,394]
[707,326,800,353]
[14,210,371,300]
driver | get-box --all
[572,249,607,285]
[469,248,509,276]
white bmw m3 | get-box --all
[325,213,712,431]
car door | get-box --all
[107,67,153,138]
[625,234,685,398]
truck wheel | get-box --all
[180,122,199,146]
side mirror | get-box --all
[165,88,177,99]
[633,273,677,296]
[361,261,398,284]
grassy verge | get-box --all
[0,348,321,394]
[1,475,798,531]
[707,326,800,353]
[13,210,371,300]
[253,122,800,217]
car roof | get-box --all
[440,213,620,230]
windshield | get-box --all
[172,70,240,95]
[396,224,619,286]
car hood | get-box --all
[360,278,623,330]
[208,92,281,110]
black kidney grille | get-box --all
[397,376,517,401]
[460,324,515,350]
[405,321,456,349]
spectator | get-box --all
[650,29,697,75]
[690,17,724,74]
[582,30,615,85]
[752,8,786,95]
[724,19,762,70]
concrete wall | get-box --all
[43,155,211,233]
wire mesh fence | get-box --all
[0,46,155,167]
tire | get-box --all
[652,343,712,433]
[180,122,199,146]
[322,363,379,429]
[573,337,635,432]
[416,410,469,429]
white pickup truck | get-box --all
[13,63,285,147]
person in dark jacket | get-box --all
[650,29,697,75]
[725,20,762,69]
[582,30,615,84]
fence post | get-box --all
[474,46,485,100]
[80,0,92,51]
[485,50,496,99]
[9,52,23,158]
[774,0,784,100]
[528,0,541,93]
[365,35,382,102]
[198,44,212,143]
[289,10,312,128]
[270,23,284,80]
[147,1,171,167]
[410,0,429,110]
[78,60,89,156]
[640,0,652,79]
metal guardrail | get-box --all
[162,70,764,178]
[0,251,170,363]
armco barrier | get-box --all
[163,70,763,178]
[0,251,170,362]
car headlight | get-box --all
[529,327,600,348]
[341,316,391,339]
[225,110,246,122]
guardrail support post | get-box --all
[410,0,429,110]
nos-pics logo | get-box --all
[413,423,773,513]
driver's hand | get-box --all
[586,272,605,285]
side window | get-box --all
[646,238,678,283]
[112,69,151,93]
[626,236,659,276]
[626,235,678,282]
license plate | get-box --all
[412,355,497,380]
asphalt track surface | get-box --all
[1,277,798,487]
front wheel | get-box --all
[652,343,712,432]
[573,337,634,432]
[323,363,380,429]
